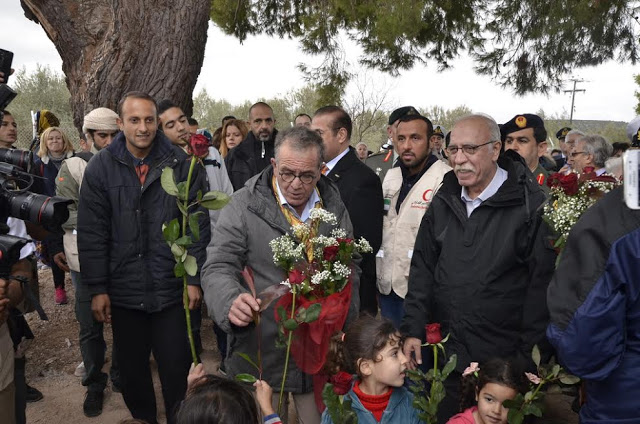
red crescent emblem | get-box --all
[422,189,433,202]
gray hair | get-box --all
[578,134,613,168]
[453,113,502,148]
[565,129,585,139]
[274,126,325,167]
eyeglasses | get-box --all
[570,151,588,158]
[445,140,496,156]
[279,172,316,185]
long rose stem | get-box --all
[182,157,198,365]
[278,288,297,414]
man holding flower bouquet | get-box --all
[201,126,360,424]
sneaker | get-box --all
[25,384,43,403]
[55,287,68,305]
[83,390,104,417]
[75,362,86,378]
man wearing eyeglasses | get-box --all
[400,114,556,423]
[311,106,382,316]
[201,126,359,424]
[568,134,613,175]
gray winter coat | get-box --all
[202,166,360,393]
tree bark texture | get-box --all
[20,0,210,134]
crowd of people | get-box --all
[0,64,639,424]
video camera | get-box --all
[0,63,71,275]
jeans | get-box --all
[71,271,119,392]
[378,290,405,329]
[111,303,191,424]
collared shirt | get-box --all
[275,179,321,223]
[595,167,606,176]
[460,164,508,217]
[324,147,350,174]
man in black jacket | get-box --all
[77,92,211,424]
[401,114,556,423]
[225,102,278,190]
[312,106,383,315]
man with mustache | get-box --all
[400,114,556,423]
[225,102,278,190]
[78,92,211,424]
[376,114,450,328]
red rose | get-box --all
[288,269,305,285]
[323,245,340,261]
[582,166,595,175]
[425,323,442,344]
[188,134,210,158]
[554,173,578,195]
[330,371,353,395]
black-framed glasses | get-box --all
[570,151,588,158]
[279,172,316,185]
[445,140,496,156]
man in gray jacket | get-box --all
[202,126,359,424]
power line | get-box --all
[563,79,586,124]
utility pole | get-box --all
[563,79,586,124]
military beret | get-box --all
[433,125,446,138]
[555,127,572,140]
[501,114,545,139]
[388,106,419,126]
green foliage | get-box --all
[408,347,457,424]
[7,65,75,149]
[504,345,581,424]
[322,384,358,424]
[235,373,258,383]
[210,0,639,97]
[422,105,473,132]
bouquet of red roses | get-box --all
[269,208,371,411]
[543,167,617,256]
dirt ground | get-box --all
[23,268,222,424]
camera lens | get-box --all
[7,192,70,234]
[0,148,32,173]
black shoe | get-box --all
[83,390,104,417]
[25,384,43,403]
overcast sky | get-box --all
[3,1,638,125]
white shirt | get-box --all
[7,218,35,260]
[275,179,321,223]
[460,165,508,217]
[324,147,350,174]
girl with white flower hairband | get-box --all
[447,359,526,424]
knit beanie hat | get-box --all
[83,107,119,134]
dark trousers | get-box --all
[14,357,26,424]
[111,304,191,424]
[379,290,405,329]
[71,271,119,392]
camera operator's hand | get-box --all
[0,68,14,84]
[92,294,111,323]
[53,252,70,272]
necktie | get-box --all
[321,164,329,175]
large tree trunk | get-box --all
[20,0,210,134]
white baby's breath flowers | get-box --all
[332,262,351,279]
[311,270,332,286]
[309,208,338,225]
[270,236,304,263]
[355,237,372,253]
[330,228,347,239]
[292,223,311,240]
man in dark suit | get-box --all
[311,106,383,315]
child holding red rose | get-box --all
[321,315,422,424]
